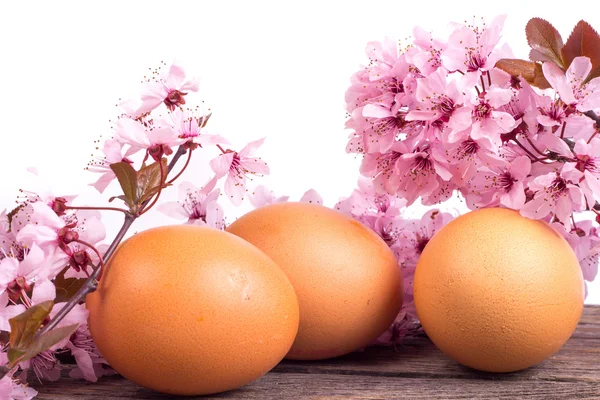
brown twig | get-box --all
[166,148,192,185]
[65,205,128,214]
[513,138,544,162]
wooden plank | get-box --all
[32,373,600,399]
[32,306,600,399]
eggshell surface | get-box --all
[87,225,299,395]
[414,208,584,372]
[226,202,403,360]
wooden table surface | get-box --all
[33,306,600,399]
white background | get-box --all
[1,1,599,303]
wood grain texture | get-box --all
[32,306,600,399]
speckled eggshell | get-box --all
[226,202,403,360]
[414,208,585,372]
[87,225,299,396]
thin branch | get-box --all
[216,144,227,154]
[588,128,599,144]
[513,138,544,162]
[167,146,187,172]
[166,149,192,185]
[560,122,566,139]
[480,75,486,92]
[583,110,600,127]
[523,135,547,157]
[66,205,128,214]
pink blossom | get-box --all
[395,210,454,317]
[406,70,472,143]
[335,177,406,219]
[444,135,504,184]
[406,26,447,76]
[299,189,323,205]
[114,118,184,160]
[19,350,62,383]
[542,57,600,112]
[158,177,225,229]
[50,303,112,382]
[0,244,57,304]
[468,86,516,146]
[0,351,37,400]
[0,292,26,332]
[573,138,600,205]
[441,15,507,79]
[521,164,586,229]
[383,143,452,206]
[87,139,133,193]
[137,63,200,115]
[468,156,531,209]
[169,108,228,148]
[210,139,270,206]
[248,185,289,209]
[553,220,600,283]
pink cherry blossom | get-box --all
[114,118,184,161]
[542,57,600,112]
[0,244,57,305]
[210,139,270,206]
[0,292,26,332]
[158,177,225,229]
[300,189,323,205]
[248,185,289,209]
[441,15,507,79]
[137,62,200,115]
[468,156,531,209]
[169,108,229,148]
[384,143,453,206]
[19,350,62,383]
[87,139,133,193]
[521,164,586,228]
[0,352,37,400]
[573,138,600,205]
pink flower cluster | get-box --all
[0,192,112,392]
[343,16,600,341]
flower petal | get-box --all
[209,153,234,178]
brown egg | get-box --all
[87,225,299,396]
[226,202,403,360]
[414,208,584,372]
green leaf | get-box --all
[495,59,551,89]
[137,158,168,204]
[526,18,565,68]
[561,20,600,82]
[19,324,79,364]
[8,301,54,356]
[110,162,139,208]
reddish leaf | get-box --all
[495,59,551,89]
[137,158,168,204]
[110,162,138,209]
[561,20,600,81]
[526,18,565,69]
